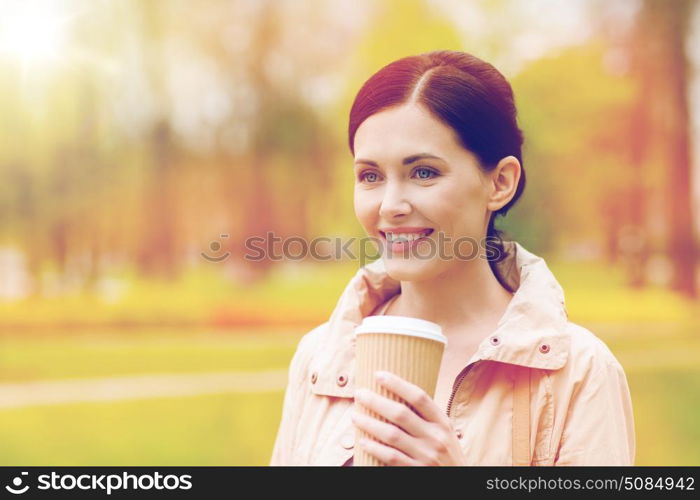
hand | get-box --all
[351,370,468,466]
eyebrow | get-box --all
[353,153,445,167]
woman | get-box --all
[270,50,636,466]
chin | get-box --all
[382,257,437,281]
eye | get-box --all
[358,171,379,183]
[357,166,439,183]
[413,166,439,180]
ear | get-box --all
[486,156,521,212]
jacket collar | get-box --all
[309,240,570,398]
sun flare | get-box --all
[0,3,69,65]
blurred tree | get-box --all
[660,0,697,298]
[4,164,42,297]
[154,0,350,280]
[608,0,654,286]
[137,120,181,280]
[236,0,285,281]
[510,42,636,256]
[134,0,181,280]
[628,0,697,297]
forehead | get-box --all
[353,103,467,162]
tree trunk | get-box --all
[662,0,696,297]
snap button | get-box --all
[337,373,348,387]
[455,429,463,439]
[489,335,500,346]
[340,432,354,449]
[539,343,550,354]
[310,371,318,384]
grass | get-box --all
[0,258,695,328]
[625,368,700,466]
[0,327,298,466]
[0,392,283,466]
[0,322,698,465]
[591,322,700,465]
[0,258,698,465]
[0,261,360,329]
[0,328,304,382]
[548,259,696,324]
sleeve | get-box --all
[554,354,636,466]
[269,323,325,466]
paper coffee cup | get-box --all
[353,315,447,466]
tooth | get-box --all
[386,230,429,242]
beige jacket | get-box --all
[270,241,636,466]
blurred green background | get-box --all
[0,0,699,465]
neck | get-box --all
[389,258,514,340]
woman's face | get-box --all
[353,103,494,281]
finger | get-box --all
[357,437,421,466]
[355,387,427,439]
[352,411,426,462]
[375,371,450,427]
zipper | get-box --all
[446,362,477,417]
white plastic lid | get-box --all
[355,315,447,345]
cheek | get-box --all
[353,189,375,227]
[429,183,485,230]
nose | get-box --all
[378,180,412,219]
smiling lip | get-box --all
[378,227,434,236]
[378,228,434,243]
[378,228,434,255]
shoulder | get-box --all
[564,321,622,366]
[297,321,329,355]
[287,322,329,374]
[561,321,627,380]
